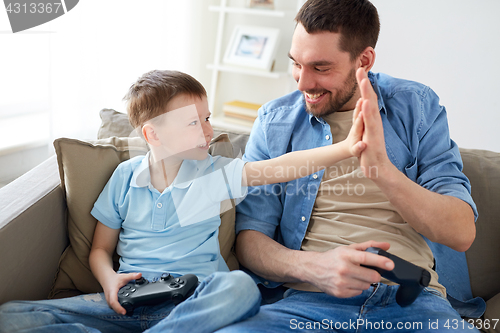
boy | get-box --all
[0,70,366,333]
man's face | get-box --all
[149,94,213,162]
[289,23,360,117]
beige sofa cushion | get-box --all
[461,148,500,302]
[49,134,239,299]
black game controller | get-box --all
[118,273,199,315]
[361,247,431,307]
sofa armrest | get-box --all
[0,155,68,305]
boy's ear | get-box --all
[142,123,161,146]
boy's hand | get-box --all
[102,272,142,315]
[345,103,366,157]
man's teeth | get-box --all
[306,92,325,99]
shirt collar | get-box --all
[131,152,212,190]
[368,71,387,114]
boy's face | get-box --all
[147,94,213,162]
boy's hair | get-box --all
[295,0,380,61]
[124,70,207,129]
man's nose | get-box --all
[296,68,316,92]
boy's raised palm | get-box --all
[346,106,366,157]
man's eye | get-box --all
[315,67,328,72]
[189,120,198,126]
[205,116,211,122]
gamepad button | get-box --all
[135,277,147,285]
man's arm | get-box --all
[356,68,475,252]
[235,230,394,298]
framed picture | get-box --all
[223,25,280,71]
[248,0,275,10]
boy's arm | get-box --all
[242,110,365,187]
[89,222,141,315]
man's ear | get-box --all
[142,123,161,146]
[358,46,376,72]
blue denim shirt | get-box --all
[236,71,485,317]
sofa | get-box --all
[0,109,499,332]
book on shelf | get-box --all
[222,100,261,122]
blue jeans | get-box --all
[0,271,260,333]
[217,283,479,332]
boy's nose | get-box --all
[202,122,213,141]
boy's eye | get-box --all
[205,116,211,122]
[189,120,198,126]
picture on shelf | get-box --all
[248,0,274,10]
[235,35,267,59]
[223,25,280,71]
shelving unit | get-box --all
[207,0,303,132]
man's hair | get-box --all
[124,70,207,129]
[295,0,380,61]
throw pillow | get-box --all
[97,109,135,139]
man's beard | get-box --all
[305,68,358,118]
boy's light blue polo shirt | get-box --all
[91,152,247,281]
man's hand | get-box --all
[102,272,142,315]
[304,241,394,298]
[355,68,394,180]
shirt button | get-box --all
[312,174,318,179]
[157,203,162,209]
[301,216,306,222]
[325,135,330,140]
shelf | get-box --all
[207,0,299,119]
[208,6,289,17]
[210,115,253,134]
[207,64,288,79]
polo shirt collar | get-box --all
[131,152,211,190]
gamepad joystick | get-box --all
[361,247,431,307]
[118,273,199,315]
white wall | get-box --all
[371,0,500,152]
[0,0,215,184]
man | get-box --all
[217,0,481,332]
